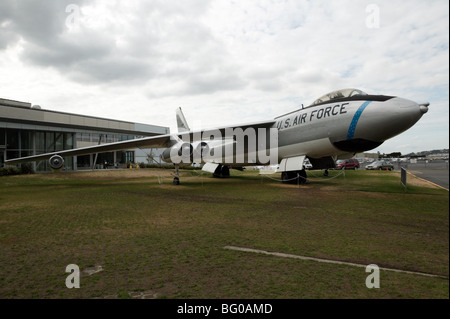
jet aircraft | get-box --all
[5,88,429,185]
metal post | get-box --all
[92,134,103,170]
[401,167,407,192]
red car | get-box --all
[336,158,360,170]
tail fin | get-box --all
[176,107,190,133]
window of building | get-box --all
[46,132,55,152]
[64,133,73,150]
[77,155,91,169]
[6,129,19,160]
[55,133,64,151]
[0,128,5,146]
[126,151,134,164]
[36,132,46,154]
[97,152,114,168]
[20,131,34,157]
[7,129,19,150]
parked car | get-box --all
[365,160,394,171]
[303,159,313,170]
[336,158,360,170]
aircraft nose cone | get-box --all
[397,99,428,124]
[353,97,428,144]
[419,102,429,114]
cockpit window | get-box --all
[313,88,368,105]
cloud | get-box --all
[1,0,223,86]
[0,0,448,153]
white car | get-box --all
[304,159,313,170]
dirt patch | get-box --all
[68,168,174,179]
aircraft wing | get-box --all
[4,134,172,165]
[5,118,277,166]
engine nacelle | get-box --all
[161,142,194,164]
[161,139,234,164]
[49,155,64,171]
[193,141,210,162]
[161,141,214,164]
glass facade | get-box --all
[72,133,136,169]
[75,132,134,144]
[1,129,76,171]
[1,129,138,172]
[1,99,168,172]
[0,128,5,168]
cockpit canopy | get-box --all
[313,88,368,105]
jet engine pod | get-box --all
[177,142,194,158]
[161,142,194,164]
[193,141,210,161]
[49,155,64,171]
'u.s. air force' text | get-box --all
[276,102,349,130]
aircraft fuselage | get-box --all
[5,88,429,176]
[274,95,427,161]
[163,93,428,166]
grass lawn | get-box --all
[0,168,448,298]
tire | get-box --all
[281,172,289,183]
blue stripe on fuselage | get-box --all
[347,101,372,140]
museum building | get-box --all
[0,98,169,172]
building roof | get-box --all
[0,98,169,136]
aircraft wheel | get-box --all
[173,177,180,185]
[221,165,230,177]
[281,172,289,183]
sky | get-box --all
[0,0,448,155]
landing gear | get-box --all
[281,172,288,183]
[173,164,180,185]
[213,164,230,178]
[281,169,307,184]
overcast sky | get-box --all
[0,0,448,154]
